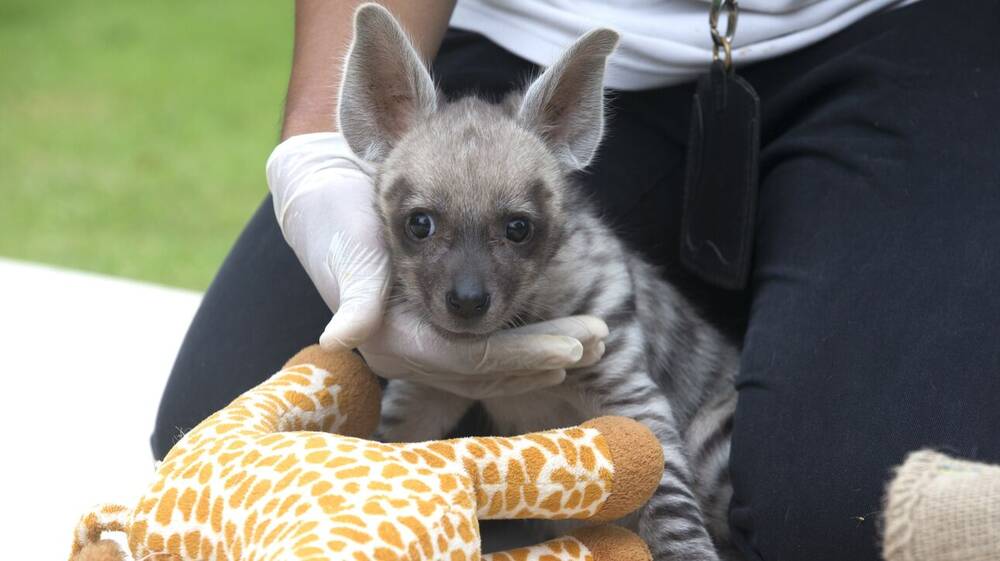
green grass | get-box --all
[0,0,294,289]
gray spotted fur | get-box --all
[339,5,741,560]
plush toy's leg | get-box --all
[483,526,651,561]
[449,416,662,522]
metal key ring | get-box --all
[710,0,739,70]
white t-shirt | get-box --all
[450,0,917,90]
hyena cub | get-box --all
[338,5,741,560]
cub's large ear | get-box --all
[518,29,619,170]
[338,3,437,162]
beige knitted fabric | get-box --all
[883,450,1000,561]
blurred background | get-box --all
[0,1,295,556]
[1,0,291,288]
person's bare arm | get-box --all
[280,0,456,140]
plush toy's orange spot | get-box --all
[457,518,475,542]
[526,434,560,455]
[558,438,578,465]
[243,511,257,544]
[482,462,500,484]
[245,479,272,508]
[403,479,431,493]
[306,450,331,464]
[155,488,178,526]
[336,465,371,479]
[523,485,539,506]
[241,450,262,467]
[415,448,447,468]
[253,518,271,543]
[262,521,287,547]
[375,546,402,561]
[579,446,596,471]
[378,521,404,549]
[428,442,457,460]
[363,449,388,462]
[523,447,545,481]
[441,514,455,539]
[270,454,294,473]
[198,463,214,484]
[326,456,356,469]
[199,536,212,559]
[368,481,392,492]
[284,391,316,412]
[178,488,197,521]
[327,539,347,552]
[363,501,386,516]
[311,481,333,496]
[274,468,301,492]
[565,489,582,509]
[139,498,157,515]
[195,489,211,523]
[331,514,366,527]
[552,468,576,491]
[318,494,346,514]
[540,491,564,512]
[147,532,164,551]
[488,492,503,516]
[400,516,434,557]
[278,494,300,516]
[224,471,245,490]
[581,484,603,509]
[330,526,372,544]
[480,438,502,456]
[417,498,439,517]
[401,450,420,464]
[381,463,408,478]
[229,475,256,508]
[298,470,322,486]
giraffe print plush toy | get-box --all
[70,345,663,561]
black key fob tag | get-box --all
[680,60,760,290]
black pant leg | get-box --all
[151,196,330,459]
[730,1,1000,559]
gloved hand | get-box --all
[266,132,608,398]
[359,312,609,399]
[266,132,390,351]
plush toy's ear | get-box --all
[338,3,437,162]
[518,29,619,170]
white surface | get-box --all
[0,258,201,559]
[451,0,917,89]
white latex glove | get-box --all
[266,132,609,398]
[266,132,390,351]
[360,312,609,399]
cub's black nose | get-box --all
[446,284,491,319]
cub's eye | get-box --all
[406,212,435,240]
[505,217,532,243]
